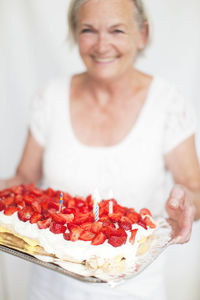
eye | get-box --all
[113,29,124,34]
[80,28,93,34]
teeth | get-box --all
[94,57,116,63]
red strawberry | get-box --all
[108,235,127,247]
[80,222,93,231]
[48,201,60,210]
[70,227,83,241]
[23,194,34,205]
[126,212,141,224]
[73,213,94,225]
[79,230,95,241]
[59,213,74,223]
[62,207,75,214]
[138,219,147,230]
[17,201,26,210]
[12,185,23,195]
[37,217,52,229]
[31,187,43,197]
[30,212,42,224]
[109,213,123,222]
[63,232,70,240]
[91,222,103,233]
[129,229,138,244]
[4,206,18,216]
[67,198,75,209]
[67,223,79,231]
[144,216,156,229]
[18,207,34,222]
[91,232,106,245]
[118,216,132,230]
[99,216,113,227]
[50,222,66,234]
[46,187,55,197]
[102,226,117,238]
[31,200,42,213]
[74,197,85,208]
[85,194,93,210]
[51,213,66,225]
[0,201,4,211]
[140,208,152,216]
[15,194,23,203]
[2,196,15,207]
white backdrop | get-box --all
[0,0,200,299]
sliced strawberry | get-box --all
[140,208,152,216]
[45,187,55,197]
[129,229,138,244]
[109,213,123,222]
[51,213,66,225]
[85,194,93,210]
[79,230,95,241]
[91,232,106,245]
[31,187,43,197]
[4,206,18,216]
[14,194,23,204]
[0,189,12,198]
[50,222,66,234]
[114,204,127,215]
[79,206,90,214]
[0,201,4,211]
[59,213,74,223]
[80,222,93,231]
[91,221,103,233]
[63,232,70,240]
[18,207,34,222]
[144,216,156,228]
[23,194,34,205]
[12,185,23,195]
[48,201,60,210]
[17,201,26,210]
[70,227,83,241]
[37,217,52,229]
[62,207,76,214]
[2,196,15,208]
[67,223,79,231]
[74,197,85,208]
[126,212,141,224]
[67,198,76,209]
[118,216,132,230]
[30,212,42,224]
[73,212,94,225]
[108,235,127,247]
[99,216,114,227]
[31,200,42,213]
[138,219,147,230]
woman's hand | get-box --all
[166,184,196,244]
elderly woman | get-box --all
[1,0,200,299]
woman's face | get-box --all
[76,0,146,81]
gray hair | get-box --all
[67,0,149,45]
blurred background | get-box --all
[0,0,200,299]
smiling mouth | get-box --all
[92,56,118,64]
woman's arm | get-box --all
[0,131,44,189]
[164,134,200,243]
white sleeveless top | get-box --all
[29,76,196,300]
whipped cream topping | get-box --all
[0,211,155,264]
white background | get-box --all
[0,0,200,299]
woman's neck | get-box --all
[83,68,143,106]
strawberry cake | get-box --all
[0,184,157,282]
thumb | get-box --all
[168,185,185,209]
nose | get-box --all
[94,32,110,54]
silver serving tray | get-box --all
[0,217,176,285]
